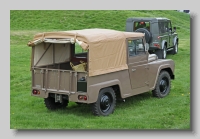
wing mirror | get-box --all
[173,27,176,32]
[169,28,172,32]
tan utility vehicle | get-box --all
[27,29,175,116]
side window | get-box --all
[168,21,172,31]
[74,42,88,57]
[75,43,84,54]
[164,22,169,32]
[128,39,145,57]
[159,22,165,33]
[159,21,170,33]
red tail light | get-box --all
[154,43,160,48]
[78,95,87,101]
[32,89,40,95]
[84,96,87,100]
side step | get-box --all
[167,48,173,52]
[167,47,174,54]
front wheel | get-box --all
[162,46,167,59]
[173,42,178,54]
[152,71,171,98]
[91,87,116,116]
[154,46,167,59]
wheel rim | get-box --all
[175,43,178,53]
[159,77,169,95]
[100,93,113,113]
[163,47,167,58]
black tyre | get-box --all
[152,71,171,98]
[76,102,83,105]
[91,87,116,116]
[173,42,178,54]
[44,97,68,110]
[162,46,167,59]
[135,28,152,43]
[155,46,167,59]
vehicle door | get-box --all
[168,21,175,47]
[159,21,170,48]
[127,38,149,89]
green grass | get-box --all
[10,10,190,129]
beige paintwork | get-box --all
[28,29,144,77]
[29,28,175,104]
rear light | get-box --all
[154,43,160,48]
[78,95,83,100]
[84,96,87,101]
[78,95,87,101]
[32,89,40,95]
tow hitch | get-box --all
[55,94,63,103]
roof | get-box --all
[29,28,145,77]
[31,28,144,44]
[126,17,170,22]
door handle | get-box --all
[132,69,136,72]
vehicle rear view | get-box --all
[27,29,133,116]
[126,17,178,59]
[29,36,89,109]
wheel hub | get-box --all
[159,78,168,94]
[163,47,167,58]
[175,44,178,53]
[100,94,111,112]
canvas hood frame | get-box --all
[28,28,145,77]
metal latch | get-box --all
[55,94,62,103]
[40,69,44,74]
[145,81,149,86]
[132,69,136,72]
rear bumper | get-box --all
[31,87,90,103]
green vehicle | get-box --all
[126,17,178,59]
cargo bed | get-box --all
[32,67,87,95]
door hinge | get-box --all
[132,69,136,72]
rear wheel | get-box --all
[91,87,116,116]
[152,71,171,98]
[76,102,83,105]
[44,97,68,110]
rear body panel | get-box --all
[31,67,87,99]
[31,56,174,104]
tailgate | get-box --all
[32,68,87,94]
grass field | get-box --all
[10,10,190,129]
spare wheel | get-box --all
[135,28,152,43]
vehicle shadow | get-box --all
[47,91,154,117]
